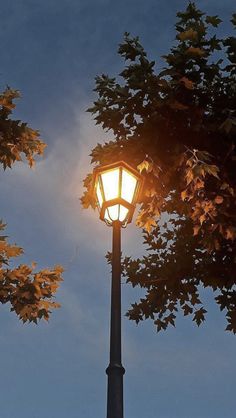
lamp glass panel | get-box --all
[104,209,109,222]
[119,205,129,222]
[101,168,120,201]
[96,181,103,208]
[121,169,137,203]
[104,204,129,223]
[104,205,119,222]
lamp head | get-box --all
[93,161,142,226]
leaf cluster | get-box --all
[0,221,63,323]
[83,3,236,333]
[0,88,63,322]
[0,88,46,169]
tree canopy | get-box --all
[82,3,236,333]
[0,87,63,323]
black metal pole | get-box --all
[106,220,125,418]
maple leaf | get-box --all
[186,47,205,57]
[180,76,195,90]
[137,159,153,173]
[185,169,194,185]
[178,28,198,41]
[193,308,207,326]
[206,15,222,27]
[0,88,63,322]
[83,6,236,335]
[181,189,188,201]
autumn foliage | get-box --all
[0,88,63,323]
[82,3,236,332]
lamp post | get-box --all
[93,161,142,418]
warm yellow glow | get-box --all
[95,162,141,225]
[121,169,137,203]
[104,204,129,223]
[105,205,119,222]
[119,205,129,222]
[101,168,119,201]
[96,181,103,208]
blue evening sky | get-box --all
[0,1,235,417]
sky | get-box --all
[0,1,235,417]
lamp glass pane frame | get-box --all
[94,162,142,226]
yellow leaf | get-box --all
[137,159,153,173]
[2,243,23,258]
[136,209,157,233]
[185,169,194,185]
[195,178,205,190]
[0,241,7,251]
[181,190,188,201]
[144,217,157,234]
[205,164,220,179]
[220,182,229,190]
[145,187,156,198]
[0,98,16,110]
[186,47,205,57]
[178,28,198,41]
[199,214,206,225]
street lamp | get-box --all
[93,161,142,418]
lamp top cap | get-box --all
[94,160,142,178]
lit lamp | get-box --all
[94,161,142,226]
[93,161,142,418]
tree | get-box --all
[82,3,236,333]
[0,87,63,323]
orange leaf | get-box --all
[181,190,188,201]
[225,227,236,241]
[185,169,194,185]
[199,214,206,225]
[214,195,224,204]
[180,77,195,90]
[178,28,198,41]
[186,47,205,57]
[193,225,201,236]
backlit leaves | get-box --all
[137,159,153,174]
[178,28,198,42]
[0,87,46,169]
[136,210,157,234]
[0,87,63,323]
[193,307,207,326]
[180,76,195,90]
[0,221,63,323]
[84,3,236,333]
[186,47,205,57]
